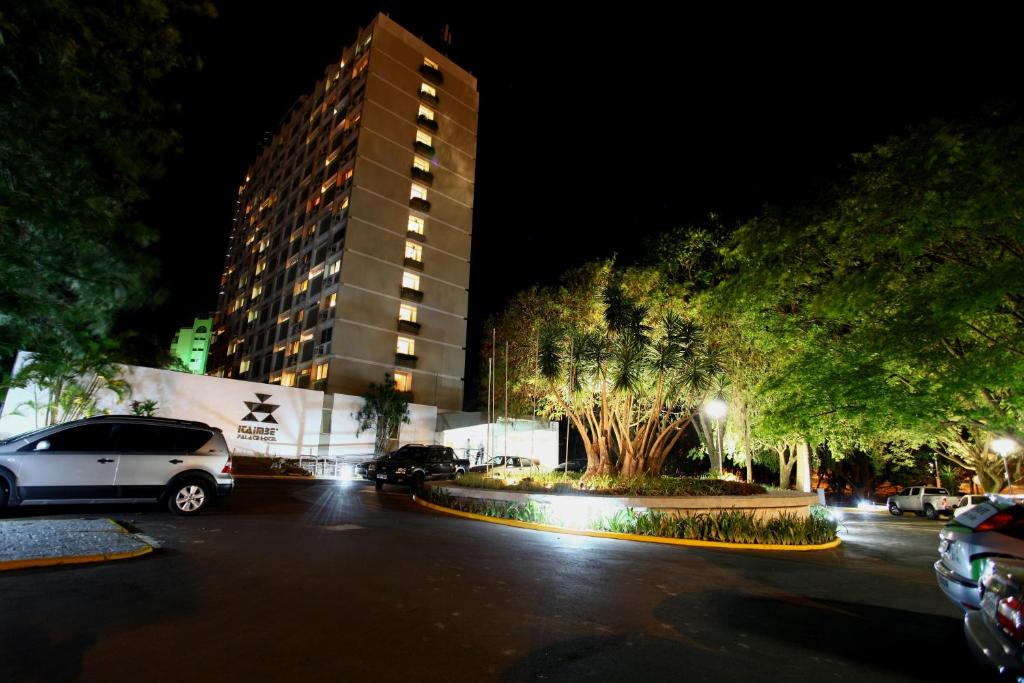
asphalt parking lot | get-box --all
[0,480,991,682]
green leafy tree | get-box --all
[356,374,411,456]
[7,342,131,426]
[0,0,214,370]
[491,262,725,477]
[717,109,1024,491]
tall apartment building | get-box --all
[210,14,478,411]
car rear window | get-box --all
[115,424,212,454]
[925,488,948,495]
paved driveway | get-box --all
[0,481,990,682]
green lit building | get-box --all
[170,318,213,375]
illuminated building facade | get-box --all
[170,317,213,375]
[211,14,478,411]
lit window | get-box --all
[269,372,282,385]
[416,130,432,146]
[420,82,437,97]
[408,215,425,235]
[327,260,341,276]
[413,157,430,172]
[396,337,415,355]
[340,196,349,211]
[394,371,412,392]
[410,184,428,201]
[239,358,251,373]
[399,304,417,323]
[423,57,438,70]
[405,241,422,262]
[315,363,329,381]
[329,293,337,308]
[247,309,259,323]
[251,284,262,299]
[288,340,300,355]
[418,105,434,121]
[281,371,295,387]
[255,259,267,275]
[402,272,420,290]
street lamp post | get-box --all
[993,437,1018,492]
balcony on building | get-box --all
[409,197,431,213]
[397,390,415,402]
[418,63,443,84]
[400,286,424,303]
[397,319,421,335]
[416,115,438,133]
[418,90,440,106]
[403,256,424,271]
[395,352,418,368]
[411,166,434,185]
[406,228,426,243]
[413,141,436,158]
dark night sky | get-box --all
[138,2,1021,409]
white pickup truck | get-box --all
[887,486,956,519]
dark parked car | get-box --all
[374,444,468,491]
[551,459,587,473]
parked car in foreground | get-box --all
[374,444,468,491]
[965,558,1024,676]
[0,415,233,515]
[887,485,956,519]
[936,500,1024,610]
[468,456,538,476]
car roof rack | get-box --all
[83,415,215,430]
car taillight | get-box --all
[997,595,1024,642]
[222,455,232,474]
[975,510,1018,532]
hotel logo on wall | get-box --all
[238,393,280,441]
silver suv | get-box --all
[0,415,233,515]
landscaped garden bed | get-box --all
[425,473,837,546]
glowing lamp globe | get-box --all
[704,399,728,420]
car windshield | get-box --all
[0,425,52,445]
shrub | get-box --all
[449,472,765,497]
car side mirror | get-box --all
[34,440,50,452]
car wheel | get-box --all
[167,478,211,516]
[888,504,902,516]
[454,469,464,480]
[924,504,938,520]
[374,479,383,490]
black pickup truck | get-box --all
[374,444,469,491]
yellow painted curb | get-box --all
[413,497,842,551]
[0,519,155,572]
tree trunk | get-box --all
[795,442,811,493]
[778,444,795,489]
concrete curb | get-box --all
[413,496,842,552]
[0,519,154,572]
